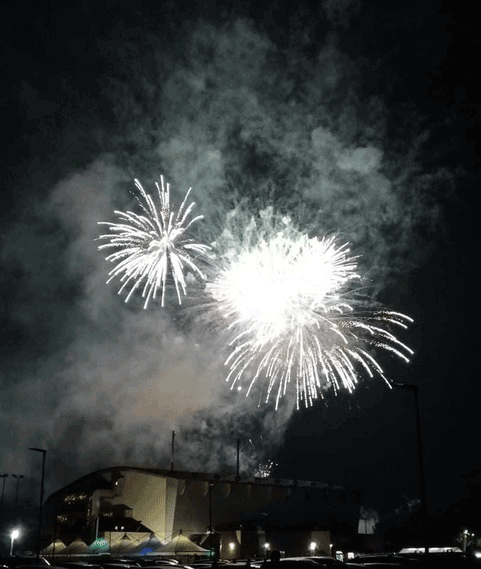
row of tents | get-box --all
[42,531,210,558]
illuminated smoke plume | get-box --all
[0,9,453,497]
[358,506,380,535]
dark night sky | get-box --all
[0,0,480,548]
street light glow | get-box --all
[10,528,20,555]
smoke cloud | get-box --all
[0,9,453,500]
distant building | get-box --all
[43,466,360,559]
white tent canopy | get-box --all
[132,531,209,557]
[62,537,90,555]
[156,531,209,555]
[131,533,165,556]
[41,539,66,556]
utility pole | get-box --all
[0,474,8,525]
[12,474,24,521]
[236,439,240,479]
[29,448,47,560]
[391,382,428,554]
[209,481,214,559]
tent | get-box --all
[89,537,110,554]
[110,533,136,555]
[131,532,165,556]
[41,539,66,556]
[62,537,90,556]
[156,531,209,555]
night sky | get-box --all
[1,0,479,549]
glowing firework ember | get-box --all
[98,176,210,308]
[207,208,413,409]
[255,459,278,479]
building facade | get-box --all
[43,467,360,559]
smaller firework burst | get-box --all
[98,176,210,308]
[254,459,278,479]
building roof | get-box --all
[47,465,348,499]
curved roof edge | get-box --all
[46,465,348,501]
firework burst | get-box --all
[207,208,413,409]
[98,176,210,308]
[97,178,413,410]
[254,459,278,479]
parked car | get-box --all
[100,561,140,569]
[132,561,178,567]
[282,557,353,568]
[14,566,65,569]
[222,562,263,569]
[269,559,348,569]
[86,560,139,569]
[352,551,481,568]
[128,565,192,569]
[0,558,51,568]
[308,557,357,568]
[398,551,481,567]
[350,561,405,569]
[53,562,102,569]
[96,561,141,568]
[349,555,421,567]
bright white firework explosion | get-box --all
[98,176,210,308]
[207,207,414,409]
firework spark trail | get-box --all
[97,180,412,410]
[97,176,210,308]
[207,209,414,409]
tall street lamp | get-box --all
[29,448,47,560]
[12,474,24,521]
[0,474,8,524]
[391,382,428,553]
[209,481,215,560]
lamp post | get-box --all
[29,448,47,560]
[10,528,20,556]
[12,475,24,521]
[209,481,214,558]
[0,474,8,524]
[391,382,428,554]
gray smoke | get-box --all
[0,10,453,499]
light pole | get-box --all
[0,474,8,524]
[463,529,469,552]
[12,475,24,521]
[29,448,47,560]
[10,528,20,556]
[209,481,215,559]
[391,382,428,554]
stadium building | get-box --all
[43,467,360,559]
